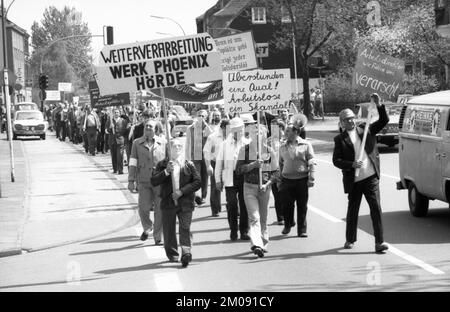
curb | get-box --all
[2,136,140,256]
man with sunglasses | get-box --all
[128,120,166,244]
[333,93,389,253]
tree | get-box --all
[356,2,450,89]
[30,6,93,97]
[266,0,368,119]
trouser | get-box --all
[271,182,283,222]
[225,185,248,236]
[162,207,193,260]
[193,159,208,199]
[60,121,67,141]
[104,134,110,152]
[110,140,124,172]
[280,177,309,234]
[97,132,105,152]
[110,140,118,172]
[210,161,221,214]
[346,175,384,244]
[70,124,77,142]
[82,132,88,152]
[126,139,132,165]
[138,182,162,241]
[244,182,271,250]
[55,121,61,139]
[86,127,97,155]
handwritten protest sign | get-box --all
[223,68,291,114]
[95,33,222,96]
[214,31,258,72]
[353,46,405,100]
[89,80,130,108]
[45,90,61,101]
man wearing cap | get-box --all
[128,120,166,244]
[215,117,251,241]
[333,93,389,253]
[279,114,316,237]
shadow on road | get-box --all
[0,276,106,290]
[358,208,450,244]
[82,235,138,245]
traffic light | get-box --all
[104,26,114,45]
[39,74,49,90]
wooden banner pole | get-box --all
[257,110,263,188]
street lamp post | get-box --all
[150,15,186,36]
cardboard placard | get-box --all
[45,90,61,101]
[58,82,72,92]
[223,68,292,114]
[95,33,222,96]
[214,31,258,72]
[353,47,405,100]
[89,80,130,108]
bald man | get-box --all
[332,93,389,253]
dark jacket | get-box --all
[151,159,201,211]
[332,104,389,194]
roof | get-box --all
[213,0,252,17]
[408,91,450,106]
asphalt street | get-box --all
[1,131,450,292]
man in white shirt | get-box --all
[204,118,229,217]
[215,117,251,241]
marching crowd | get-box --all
[46,93,390,268]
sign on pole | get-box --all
[89,80,130,108]
[45,90,61,101]
[223,68,292,115]
[353,46,405,101]
[58,82,72,92]
[214,31,258,72]
[255,43,269,58]
[95,33,223,96]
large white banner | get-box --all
[214,31,258,72]
[95,33,222,96]
[58,83,72,92]
[223,68,292,115]
[45,90,61,101]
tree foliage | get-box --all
[30,6,93,96]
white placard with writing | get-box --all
[223,68,292,115]
[45,90,61,101]
[256,43,269,58]
[95,33,222,96]
[214,31,258,72]
[58,83,72,92]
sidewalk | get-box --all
[0,131,139,257]
[0,133,27,257]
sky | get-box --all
[6,0,218,64]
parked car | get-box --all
[13,102,39,115]
[171,105,194,137]
[396,90,450,217]
[13,110,47,140]
[356,101,404,147]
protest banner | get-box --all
[150,80,223,103]
[95,33,222,96]
[214,31,258,72]
[58,82,72,92]
[44,90,61,101]
[353,46,405,101]
[223,68,291,115]
[89,80,130,109]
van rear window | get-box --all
[402,106,442,136]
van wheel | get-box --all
[408,183,429,217]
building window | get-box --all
[252,7,266,24]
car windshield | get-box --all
[15,104,37,111]
[16,112,43,120]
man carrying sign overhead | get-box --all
[332,93,390,254]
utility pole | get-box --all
[1,0,15,184]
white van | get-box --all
[397,90,450,217]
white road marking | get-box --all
[387,244,445,275]
[315,158,400,180]
[309,202,446,275]
[309,205,344,223]
[154,272,183,291]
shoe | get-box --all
[253,247,264,258]
[140,232,149,241]
[168,257,178,263]
[282,226,291,235]
[118,171,123,175]
[230,233,238,241]
[113,170,117,174]
[212,213,220,217]
[240,233,250,241]
[154,239,162,245]
[344,242,354,249]
[298,233,308,238]
[181,253,192,267]
[375,243,389,253]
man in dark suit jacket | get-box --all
[151,138,201,267]
[333,93,389,253]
